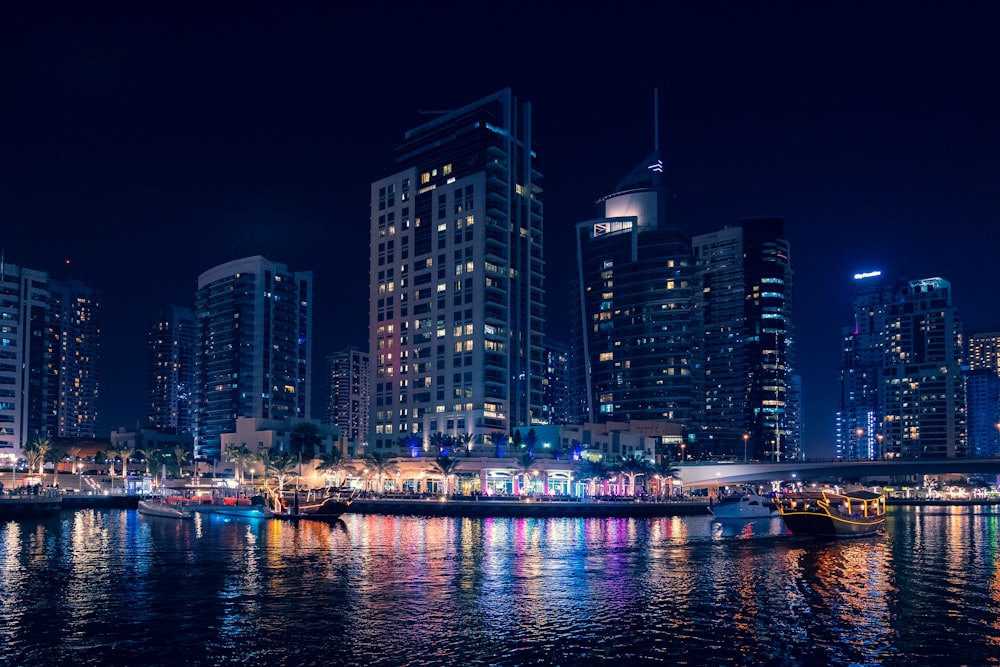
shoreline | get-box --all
[886,497,1000,506]
[339,497,713,518]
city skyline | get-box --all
[5,4,998,458]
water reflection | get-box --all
[1,508,999,665]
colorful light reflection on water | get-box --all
[1,507,998,665]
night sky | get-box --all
[4,4,998,458]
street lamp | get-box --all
[743,434,749,463]
[855,428,864,459]
[876,434,884,460]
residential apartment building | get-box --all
[326,346,369,456]
[836,271,895,459]
[881,277,967,458]
[49,279,102,439]
[966,329,1000,457]
[193,256,313,461]
[145,303,196,435]
[574,149,702,430]
[693,219,798,461]
[368,89,545,454]
[0,262,101,457]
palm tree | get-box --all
[290,422,323,461]
[615,454,654,496]
[172,447,189,479]
[267,450,298,489]
[398,433,422,458]
[147,450,168,488]
[24,432,52,477]
[511,452,538,495]
[455,432,474,456]
[49,446,66,487]
[105,443,127,477]
[133,448,154,475]
[521,428,539,457]
[429,455,461,496]
[67,445,82,485]
[429,432,452,456]
[316,451,354,489]
[359,451,398,494]
[226,443,254,486]
[491,431,509,457]
[576,458,609,497]
[654,461,684,497]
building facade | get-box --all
[193,256,313,461]
[145,303,196,435]
[368,89,545,454]
[574,150,702,429]
[0,262,102,458]
[49,279,102,439]
[326,346,369,456]
[0,262,52,456]
[693,219,798,462]
[966,330,1000,457]
[836,271,894,459]
[881,277,967,458]
[541,338,571,426]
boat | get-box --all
[709,491,777,519]
[193,495,274,518]
[138,497,193,519]
[774,488,886,537]
[292,489,356,520]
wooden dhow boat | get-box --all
[775,487,886,537]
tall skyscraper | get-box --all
[0,261,53,455]
[146,303,196,435]
[48,279,102,439]
[965,330,1000,457]
[836,271,894,459]
[693,218,798,461]
[965,369,999,457]
[968,330,1000,373]
[541,337,570,426]
[881,277,967,458]
[0,262,102,457]
[368,89,544,453]
[574,149,702,429]
[194,256,313,460]
[326,346,369,451]
[838,274,969,459]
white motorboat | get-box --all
[138,498,194,519]
[709,492,777,519]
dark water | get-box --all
[1,506,999,666]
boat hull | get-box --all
[196,505,273,518]
[776,489,886,537]
[709,495,776,519]
[310,498,353,518]
[138,500,193,519]
[778,510,884,537]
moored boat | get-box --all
[293,489,357,520]
[709,491,777,519]
[194,496,274,518]
[138,498,193,519]
[775,488,886,537]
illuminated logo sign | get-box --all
[648,160,663,173]
[853,271,882,280]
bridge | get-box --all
[675,458,1000,490]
